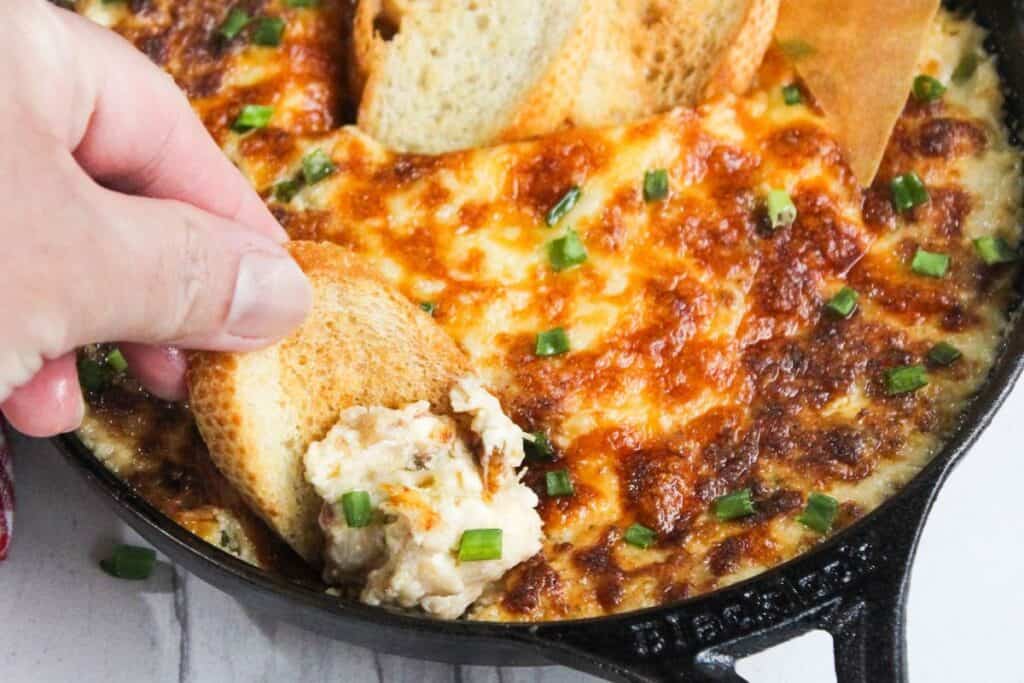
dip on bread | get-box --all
[303,377,543,618]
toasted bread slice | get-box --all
[353,0,597,153]
[353,0,778,147]
[188,241,469,563]
[572,0,780,127]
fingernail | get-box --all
[226,251,311,340]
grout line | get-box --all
[371,649,385,683]
[171,565,191,683]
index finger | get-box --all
[53,5,284,241]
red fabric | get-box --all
[0,422,13,560]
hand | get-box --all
[0,1,311,437]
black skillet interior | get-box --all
[54,1,1024,681]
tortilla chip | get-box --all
[775,0,940,186]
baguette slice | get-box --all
[188,241,469,563]
[354,0,778,149]
[354,0,598,153]
[572,0,781,127]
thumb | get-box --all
[72,185,312,351]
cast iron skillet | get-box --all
[53,1,1024,680]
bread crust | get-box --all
[188,241,469,563]
[702,0,781,101]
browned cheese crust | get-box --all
[74,2,1021,621]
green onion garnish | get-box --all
[825,286,859,318]
[545,469,574,497]
[272,179,301,202]
[767,189,797,230]
[105,348,128,373]
[302,149,337,185]
[890,172,929,212]
[952,52,980,84]
[340,491,372,528]
[77,357,110,393]
[623,523,656,549]
[458,529,502,561]
[885,364,928,395]
[973,236,1018,265]
[419,301,436,315]
[797,493,839,534]
[284,0,320,6]
[548,229,588,271]
[712,489,755,521]
[232,104,274,133]
[912,74,947,102]
[219,8,250,40]
[253,17,286,46]
[535,327,570,357]
[911,248,950,278]
[782,84,803,105]
[524,432,555,461]
[928,341,962,366]
[100,544,157,580]
[546,186,581,226]
[643,169,669,202]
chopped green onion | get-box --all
[546,186,581,226]
[548,229,588,271]
[928,341,962,367]
[973,236,1018,265]
[825,286,859,318]
[643,169,669,202]
[100,0,126,4]
[911,248,950,278]
[219,8,250,40]
[105,348,128,373]
[100,544,157,580]
[284,0,320,6]
[781,84,803,105]
[253,17,286,46]
[623,523,656,549]
[913,74,946,102]
[797,493,839,534]
[272,179,301,202]
[535,327,570,357]
[952,52,980,84]
[419,301,436,315]
[777,39,816,60]
[890,172,929,212]
[545,469,574,497]
[302,149,336,185]
[524,432,555,461]
[340,491,372,528]
[232,104,274,132]
[458,529,502,561]
[77,357,110,393]
[712,489,755,521]
[767,189,797,230]
[885,364,928,395]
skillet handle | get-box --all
[827,575,909,683]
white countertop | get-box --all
[3,376,1024,683]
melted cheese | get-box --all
[74,4,1023,622]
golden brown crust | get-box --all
[188,241,469,562]
[703,0,780,100]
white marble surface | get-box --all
[3,376,1024,682]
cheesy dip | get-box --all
[73,1,1023,621]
